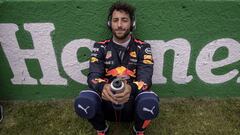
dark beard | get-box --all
[112,29,131,40]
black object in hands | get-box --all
[110,78,125,110]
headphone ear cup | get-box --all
[131,15,136,31]
[130,20,136,31]
[107,21,111,28]
[107,14,112,29]
[132,20,136,30]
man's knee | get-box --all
[135,91,160,120]
[74,90,102,119]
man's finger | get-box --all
[114,92,125,98]
[115,93,130,103]
[114,88,130,103]
[102,92,108,101]
[107,89,116,100]
[102,89,118,104]
[114,90,130,98]
[118,96,130,104]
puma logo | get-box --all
[143,106,155,115]
[78,104,90,114]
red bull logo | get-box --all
[106,66,136,78]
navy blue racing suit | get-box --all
[87,35,154,131]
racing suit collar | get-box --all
[113,36,131,48]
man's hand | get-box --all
[102,84,118,104]
[114,82,132,104]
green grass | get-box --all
[0,98,240,135]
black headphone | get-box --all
[107,14,136,31]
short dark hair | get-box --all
[108,1,135,21]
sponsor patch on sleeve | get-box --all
[92,47,99,52]
[130,51,137,58]
[91,53,98,57]
[145,47,152,54]
[133,81,148,90]
[143,60,153,64]
[95,78,106,83]
[105,51,112,59]
[90,57,99,63]
[144,55,152,60]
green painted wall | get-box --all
[0,0,240,100]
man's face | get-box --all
[111,10,131,40]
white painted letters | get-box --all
[61,39,94,84]
[1,23,240,86]
[148,38,193,84]
[0,24,37,84]
[196,38,240,84]
[0,23,67,85]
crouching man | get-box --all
[74,1,160,135]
